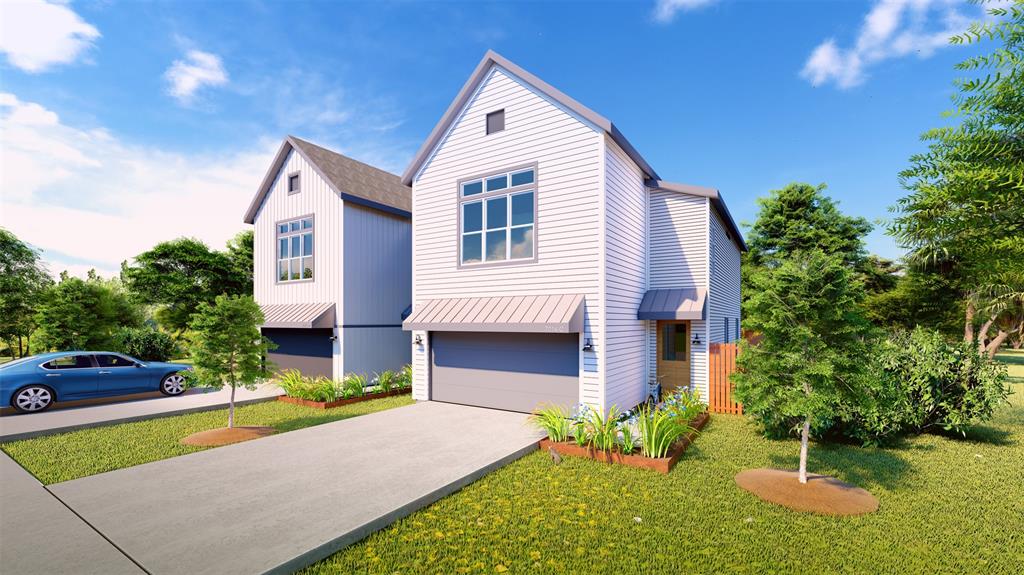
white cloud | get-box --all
[0,0,100,72]
[0,93,275,279]
[652,0,719,23]
[801,0,983,89]
[164,49,229,104]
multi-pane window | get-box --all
[459,166,535,265]
[277,216,314,282]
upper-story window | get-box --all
[486,109,505,135]
[459,165,535,266]
[287,172,301,194]
[277,216,314,282]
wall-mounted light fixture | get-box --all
[329,335,338,342]
[414,334,423,345]
[582,338,594,352]
[692,332,701,346]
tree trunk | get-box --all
[228,385,236,428]
[965,300,976,343]
[798,418,810,484]
[985,331,1009,359]
[977,314,998,355]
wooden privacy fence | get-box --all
[709,342,742,414]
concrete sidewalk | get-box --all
[0,452,143,575]
[50,401,541,575]
[0,385,282,442]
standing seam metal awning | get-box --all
[403,294,585,333]
[637,288,706,320]
[259,303,336,329]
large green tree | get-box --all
[891,0,1024,354]
[188,295,274,428]
[34,271,143,352]
[121,238,245,335]
[733,250,875,483]
[0,229,52,357]
[226,230,254,297]
[745,183,872,269]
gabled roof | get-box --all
[401,50,659,185]
[243,135,411,224]
[647,180,748,252]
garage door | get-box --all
[431,332,578,413]
[263,328,333,379]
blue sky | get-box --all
[0,0,996,277]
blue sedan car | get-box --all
[0,352,192,413]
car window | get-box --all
[95,354,136,368]
[42,355,93,369]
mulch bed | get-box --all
[277,388,410,409]
[735,468,880,516]
[180,426,277,447]
[539,412,710,474]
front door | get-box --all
[656,320,690,395]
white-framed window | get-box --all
[277,216,314,282]
[458,165,536,266]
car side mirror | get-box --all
[135,363,147,368]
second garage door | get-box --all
[431,332,578,413]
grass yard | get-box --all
[304,354,1024,575]
[1,395,413,484]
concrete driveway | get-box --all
[46,401,541,575]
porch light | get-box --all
[414,335,423,345]
[582,338,594,352]
[692,333,701,346]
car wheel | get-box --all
[159,373,187,396]
[12,385,55,413]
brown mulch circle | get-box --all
[180,426,277,447]
[735,468,880,516]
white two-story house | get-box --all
[244,136,412,379]
[402,51,745,414]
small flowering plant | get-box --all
[661,385,707,425]
[618,411,638,454]
[570,403,592,447]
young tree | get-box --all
[34,271,143,351]
[891,1,1024,352]
[121,238,244,335]
[188,295,274,428]
[733,250,874,483]
[0,229,53,357]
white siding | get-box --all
[646,191,710,399]
[603,137,648,412]
[411,330,429,401]
[708,208,742,343]
[341,202,412,375]
[410,65,605,406]
[253,149,345,312]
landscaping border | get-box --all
[539,412,710,474]
[277,388,411,409]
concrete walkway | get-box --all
[49,402,541,575]
[0,385,282,442]
[0,452,144,575]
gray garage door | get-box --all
[263,328,333,379]
[431,332,578,413]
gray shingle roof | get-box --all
[243,136,410,224]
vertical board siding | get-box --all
[603,137,648,412]
[708,208,742,343]
[342,203,411,326]
[254,149,345,312]
[343,327,411,377]
[645,191,710,399]
[410,65,604,406]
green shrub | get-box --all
[397,364,413,389]
[375,370,397,393]
[275,370,340,402]
[635,404,691,458]
[529,405,570,442]
[113,327,177,361]
[662,386,706,424]
[848,328,1011,444]
[618,416,637,454]
[586,405,620,452]
[342,373,367,398]
[570,404,591,447]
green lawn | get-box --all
[304,356,1024,575]
[1,395,413,484]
